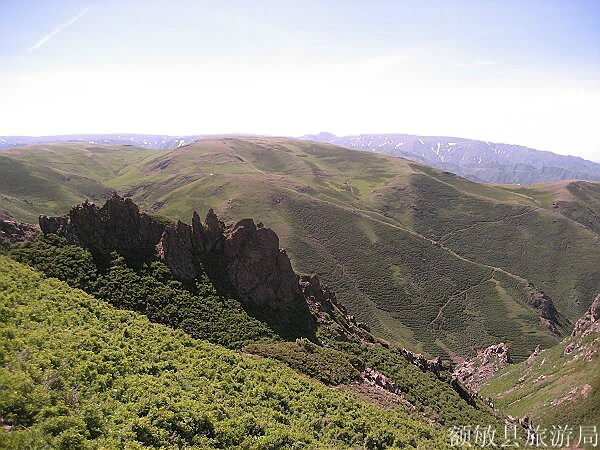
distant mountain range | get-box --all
[0,134,202,150]
[2,132,599,185]
[300,132,600,185]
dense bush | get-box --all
[9,235,278,350]
[0,256,451,450]
[9,234,502,431]
[245,339,363,385]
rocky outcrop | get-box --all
[219,219,299,311]
[156,220,196,282]
[40,195,166,260]
[0,218,38,248]
[525,283,570,335]
[360,367,412,408]
[453,343,513,392]
[398,349,444,375]
[39,194,315,337]
[299,274,375,344]
[571,294,600,337]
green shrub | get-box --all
[9,235,278,350]
[0,256,451,450]
[244,340,363,385]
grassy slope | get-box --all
[0,144,159,221]
[1,138,598,360]
[480,329,600,427]
[0,256,451,450]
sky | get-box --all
[1,0,599,160]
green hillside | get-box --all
[1,137,598,360]
[0,256,454,450]
[480,327,599,427]
[0,144,154,220]
[5,230,501,429]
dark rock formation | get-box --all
[40,195,166,260]
[156,220,196,282]
[70,196,166,259]
[453,343,513,392]
[39,194,315,338]
[0,218,38,248]
[198,209,225,252]
[220,219,299,311]
[571,294,600,337]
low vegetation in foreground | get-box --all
[0,256,453,450]
[5,232,500,431]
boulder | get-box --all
[453,343,512,392]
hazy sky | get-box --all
[1,0,599,160]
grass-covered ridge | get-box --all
[479,327,600,427]
[0,256,453,450]
[2,137,598,359]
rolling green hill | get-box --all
[1,138,598,360]
[0,144,154,220]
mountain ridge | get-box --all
[300,132,600,185]
[3,132,599,185]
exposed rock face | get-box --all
[453,343,513,393]
[361,367,412,408]
[39,194,314,337]
[71,196,166,259]
[40,195,166,259]
[398,349,444,375]
[571,294,600,337]
[199,209,225,252]
[299,274,375,344]
[220,219,299,310]
[525,283,569,335]
[0,218,38,248]
[38,214,78,242]
[156,220,196,282]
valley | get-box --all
[1,137,598,360]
